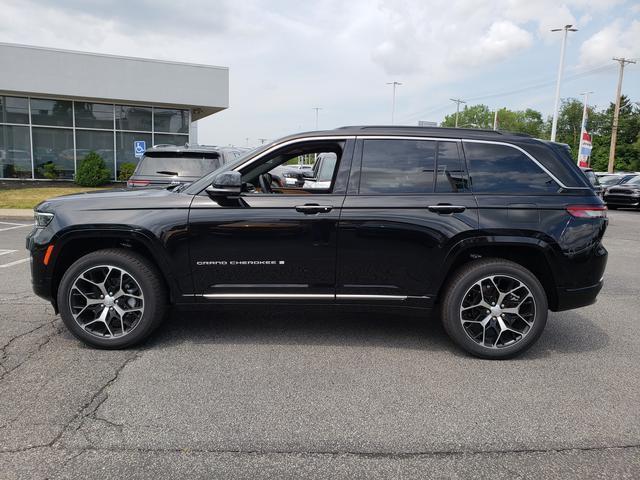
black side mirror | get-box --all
[207,171,242,196]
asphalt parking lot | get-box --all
[1,213,639,479]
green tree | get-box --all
[441,104,493,129]
[442,104,545,137]
[75,151,111,187]
[588,95,640,171]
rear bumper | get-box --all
[554,280,603,311]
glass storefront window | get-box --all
[154,133,189,146]
[116,131,152,176]
[154,108,189,133]
[30,98,73,127]
[76,130,116,178]
[0,96,29,124]
[115,105,152,131]
[0,125,32,178]
[75,102,114,129]
[0,98,192,180]
[32,127,74,179]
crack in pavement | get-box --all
[0,318,63,382]
[2,442,640,458]
[52,350,142,449]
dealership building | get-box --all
[0,43,229,180]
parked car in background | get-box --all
[303,152,338,189]
[598,173,638,188]
[603,175,640,209]
[580,167,603,198]
[270,163,314,187]
[127,144,245,189]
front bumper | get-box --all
[604,194,640,207]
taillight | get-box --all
[566,205,608,218]
[127,180,150,188]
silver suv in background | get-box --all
[127,144,248,189]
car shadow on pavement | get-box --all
[524,310,610,359]
[145,306,453,353]
[142,306,609,358]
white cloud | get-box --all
[0,0,633,145]
[579,20,640,67]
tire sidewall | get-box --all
[58,250,164,349]
[443,261,548,359]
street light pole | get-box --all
[450,98,466,127]
[386,81,402,124]
[550,24,578,142]
[312,107,322,130]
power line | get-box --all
[608,57,636,173]
[397,62,618,124]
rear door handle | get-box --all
[427,204,466,214]
[295,204,333,214]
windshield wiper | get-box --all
[156,170,179,176]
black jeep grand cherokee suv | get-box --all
[26,126,608,359]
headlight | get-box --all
[34,211,54,228]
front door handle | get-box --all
[427,204,466,214]
[295,204,333,214]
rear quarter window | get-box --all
[463,142,560,194]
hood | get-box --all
[35,187,185,213]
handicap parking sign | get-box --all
[134,140,146,158]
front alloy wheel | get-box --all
[69,265,145,338]
[58,249,166,349]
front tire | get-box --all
[57,248,167,349]
[441,259,548,359]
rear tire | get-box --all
[441,259,548,359]
[57,248,167,349]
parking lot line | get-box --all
[0,249,18,256]
[0,222,31,232]
[0,257,30,268]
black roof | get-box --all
[283,125,533,142]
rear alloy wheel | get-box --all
[441,259,547,359]
[58,249,166,348]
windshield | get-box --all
[599,175,621,186]
[136,154,221,177]
[626,176,640,186]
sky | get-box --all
[1,0,639,147]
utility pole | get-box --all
[450,98,466,127]
[386,81,402,124]
[258,138,268,145]
[608,57,636,173]
[493,109,499,130]
[550,24,578,142]
[312,107,322,130]
[578,91,593,166]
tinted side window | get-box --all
[360,139,435,194]
[464,142,559,194]
[436,142,469,193]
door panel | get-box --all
[188,194,344,296]
[336,193,479,300]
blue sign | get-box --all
[134,140,146,158]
